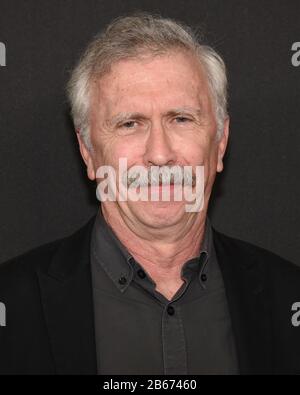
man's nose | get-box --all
[143,122,177,167]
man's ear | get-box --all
[76,131,96,180]
[216,117,230,173]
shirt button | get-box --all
[167,305,175,316]
[201,273,207,282]
[118,276,127,285]
[137,269,146,279]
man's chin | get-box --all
[127,200,189,227]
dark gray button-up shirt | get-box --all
[90,209,239,375]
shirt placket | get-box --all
[162,302,187,375]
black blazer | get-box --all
[0,216,300,375]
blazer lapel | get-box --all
[213,229,273,374]
[37,216,97,374]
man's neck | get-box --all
[100,205,207,297]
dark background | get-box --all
[0,0,299,264]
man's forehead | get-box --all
[94,72,208,109]
[96,51,206,93]
[98,93,207,123]
[90,52,211,121]
[91,84,211,125]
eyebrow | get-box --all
[166,106,202,117]
[108,112,147,127]
[107,106,202,127]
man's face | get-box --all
[78,50,229,228]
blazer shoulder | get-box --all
[0,237,63,281]
[0,216,95,285]
[212,228,300,276]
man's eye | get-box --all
[121,120,136,128]
[174,116,191,123]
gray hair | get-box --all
[67,13,228,149]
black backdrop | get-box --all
[0,0,299,264]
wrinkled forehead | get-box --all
[89,50,213,116]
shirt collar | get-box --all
[91,208,133,292]
[91,208,215,293]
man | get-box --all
[0,13,299,375]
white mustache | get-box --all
[122,166,196,188]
